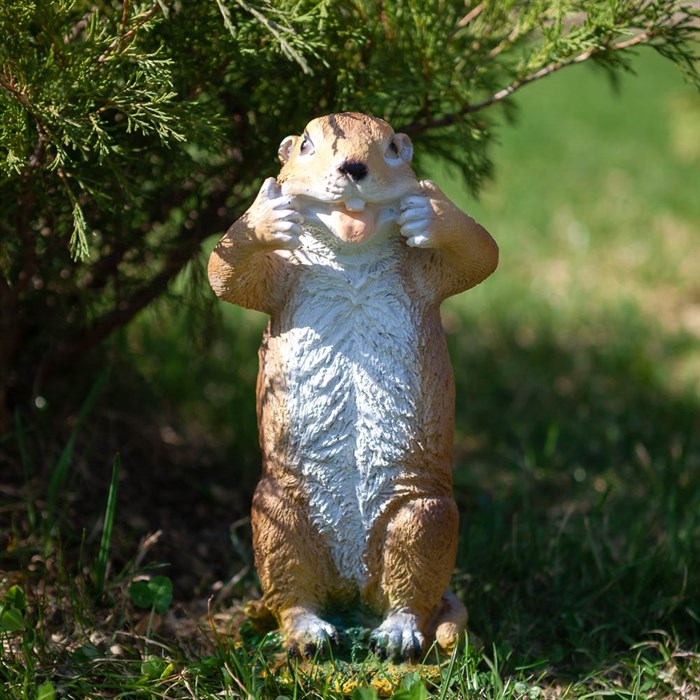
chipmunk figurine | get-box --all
[208,112,498,661]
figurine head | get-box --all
[276,112,419,212]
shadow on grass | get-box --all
[444,302,699,679]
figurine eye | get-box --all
[385,139,400,160]
[299,134,314,155]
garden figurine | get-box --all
[208,112,498,660]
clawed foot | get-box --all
[284,609,339,659]
[369,611,425,662]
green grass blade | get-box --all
[46,370,109,524]
[14,409,37,530]
[95,454,120,596]
[74,369,109,429]
[46,430,76,525]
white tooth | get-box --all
[345,198,365,211]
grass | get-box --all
[1,50,699,698]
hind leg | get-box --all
[366,495,460,660]
[252,477,339,656]
[426,589,468,653]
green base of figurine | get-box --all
[235,605,482,697]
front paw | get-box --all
[369,612,425,662]
[284,609,339,659]
[248,177,303,250]
[398,191,435,248]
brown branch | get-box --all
[64,8,99,43]
[33,187,238,392]
[97,3,163,63]
[0,69,31,109]
[473,30,653,112]
[120,0,130,35]
[487,24,525,60]
[1,128,44,428]
[450,3,484,38]
[84,179,200,291]
[27,121,48,171]
[0,70,49,174]
[0,272,21,432]
[403,29,655,135]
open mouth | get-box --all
[317,200,378,243]
[344,197,365,211]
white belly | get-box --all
[280,239,419,586]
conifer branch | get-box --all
[0,70,27,106]
[450,2,484,38]
[64,8,98,43]
[232,0,313,74]
[471,30,654,113]
[97,3,164,63]
[404,24,689,135]
[0,71,48,171]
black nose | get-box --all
[338,160,368,181]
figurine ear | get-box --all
[278,135,298,164]
[394,133,413,162]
